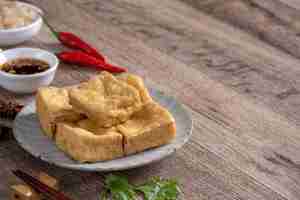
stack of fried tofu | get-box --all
[36,72,176,162]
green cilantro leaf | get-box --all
[135,177,180,200]
[100,174,137,200]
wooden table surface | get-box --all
[2,0,300,199]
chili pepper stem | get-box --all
[42,17,59,39]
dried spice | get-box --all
[0,101,23,120]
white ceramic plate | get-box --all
[13,89,193,171]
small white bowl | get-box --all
[0,48,59,93]
[0,2,43,46]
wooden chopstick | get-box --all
[12,170,74,200]
[12,170,72,200]
[12,170,58,199]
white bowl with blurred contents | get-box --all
[0,48,59,93]
[0,1,43,46]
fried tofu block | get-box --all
[117,73,152,103]
[56,123,123,162]
[77,119,117,135]
[36,87,83,138]
[69,72,144,127]
[117,102,176,155]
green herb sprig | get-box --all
[100,174,181,200]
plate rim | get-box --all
[13,90,193,171]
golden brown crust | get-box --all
[122,122,176,155]
[69,72,144,127]
[36,73,177,163]
[56,123,124,162]
[117,102,176,155]
[76,119,117,135]
[117,73,152,103]
[36,87,83,138]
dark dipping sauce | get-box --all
[0,58,50,75]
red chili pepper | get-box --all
[44,19,105,61]
[57,51,127,73]
[58,32,105,61]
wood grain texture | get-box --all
[1,0,300,199]
[71,0,300,127]
[279,0,300,11]
[181,0,300,59]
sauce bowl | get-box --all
[0,48,59,93]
